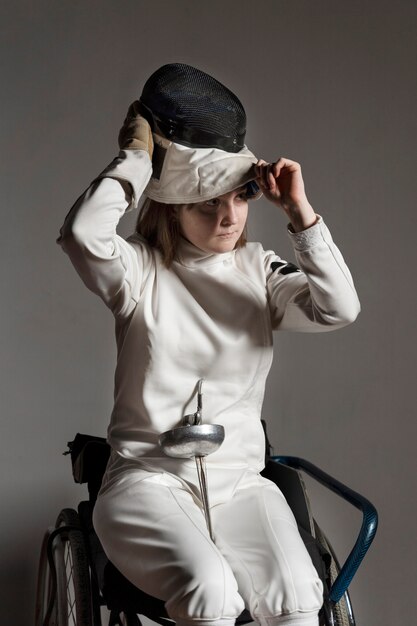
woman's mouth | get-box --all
[217,232,236,239]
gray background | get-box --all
[1,1,416,624]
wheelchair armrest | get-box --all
[271,456,378,604]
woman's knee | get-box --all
[251,572,323,625]
[290,570,323,614]
[165,563,245,623]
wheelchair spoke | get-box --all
[64,541,78,624]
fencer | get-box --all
[58,63,360,626]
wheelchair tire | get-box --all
[35,527,58,626]
[54,508,93,626]
[35,508,94,626]
[314,522,355,626]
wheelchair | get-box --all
[35,428,377,626]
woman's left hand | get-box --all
[255,158,317,232]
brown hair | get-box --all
[136,198,247,268]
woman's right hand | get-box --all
[118,101,154,158]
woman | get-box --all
[58,64,360,626]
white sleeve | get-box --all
[57,149,153,319]
[266,216,361,332]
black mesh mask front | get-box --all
[138,63,246,154]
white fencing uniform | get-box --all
[58,149,360,626]
[93,457,324,626]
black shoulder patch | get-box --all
[270,261,286,272]
[271,261,300,275]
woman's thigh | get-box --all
[211,474,323,620]
[93,470,245,622]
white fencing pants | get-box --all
[93,459,323,626]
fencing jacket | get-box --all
[58,150,360,473]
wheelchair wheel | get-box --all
[315,523,355,626]
[35,508,93,626]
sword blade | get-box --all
[195,455,214,541]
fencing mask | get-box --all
[138,63,261,204]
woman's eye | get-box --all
[205,199,219,207]
[198,199,219,214]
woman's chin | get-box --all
[190,233,240,255]
[207,240,237,254]
[213,233,239,252]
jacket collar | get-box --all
[176,237,235,268]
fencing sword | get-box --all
[159,379,224,541]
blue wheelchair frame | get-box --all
[273,456,377,605]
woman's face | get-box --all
[177,187,249,254]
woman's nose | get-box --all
[220,202,238,225]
